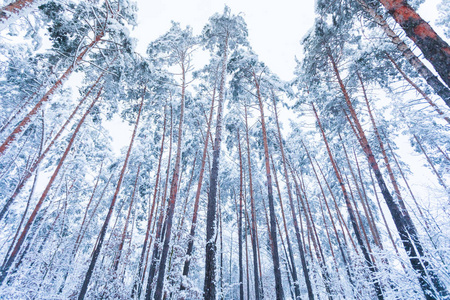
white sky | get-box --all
[130,0,444,81]
[132,0,316,81]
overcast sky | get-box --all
[131,0,315,81]
[130,0,443,82]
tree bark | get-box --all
[77,87,144,300]
[377,0,450,89]
[0,31,104,156]
[328,48,448,299]
[244,105,262,300]
[204,32,228,300]
[0,0,42,30]
[181,80,216,284]
[0,68,107,222]
[252,71,284,300]
[132,106,166,298]
[312,103,384,300]
[0,87,104,286]
[113,164,140,272]
[355,0,450,107]
[153,60,188,300]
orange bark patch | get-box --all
[413,23,437,39]
[394,5,418,23]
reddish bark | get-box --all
[113,164,141,272]
[328,48,448,298]
[244,105,262,300]
[355,0,450,106]
[0,32,104,157]
[252,71,284,300]
[153,58,188,300]
[378,0,450,88]
[0,69,107,222]
[132,105,167,298]
[0,87,104,286]
[272,95,311,299]
[204,32,229,300]
[312,103,384,299]
[0,0,36,27]
[181,82,216,284]
[77,88,145,300]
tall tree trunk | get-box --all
[132,106,166,299]
[153,61,188,300]
[0,32,105,156]
[302,142,355,286]
[244,105,262,300]
[113,164,140,272]
[355,0,450,107]
[237,130,244,300]
[77,87,145,300]
[252,71,284,300]
[272,95,308,300]
[271,157,302,300]
[340,135,381,249]
[0,87,104,286]
[0,69,107,222]
[377,0,450,89]
[204,33,228,300]
[181,81,216,284]
[290,166,333,300]
[328,48,448,299]
[145,105,174,299]
[2,117,44,266]
[312,103,384,300]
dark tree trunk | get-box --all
[328,48,448,299]
[181,80,216,283]
[377,0,450,89]
[153,60,188,300]
[312,103,384,300]
[113,164,140,272]
[132,105,167,298]
[355,0,450,107]
[77,88,145,300]
[272,95,305,300]
[204,33,228,300]
[145,105,174,299]
[237,130,244,300]
[252,71,284,300]
[244,106,262,300]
